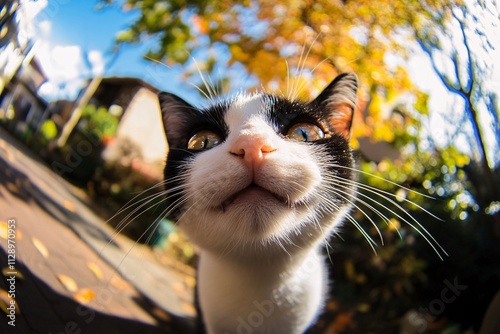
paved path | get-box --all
[0,128,195,334]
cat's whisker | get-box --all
[328,163,439,202]
[313,187,378,252]
[282,181,368,260]
[302,201,334,262]
[173,190,214,232]
[110,204,174,275]
[288,36,312,100]
[101,198,172,277]
[322,164,446,256]
[330,201,379,254]
[323,174,448,259]
[184,52,218,103]
[113,182,188,231]
[293,55,334,102]
[189,82,214,102]
[99,190,168,255]
[289,38,309,100]
[291,32,322,101]
[106,192,171,247]
[105,177,180,224]
[103,177,192,249]
[328,182,402,240]
[144,55,174,69]
[317,189,384,247]
[122,189,197,260]
[285,59,291,100]
[169,147,198,156]
[324,173,447,250]
[327,187,390,244]
[326,170,442,222]
[266,234,292,256]
[140,190,197,246]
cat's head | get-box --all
[159,73,358,258]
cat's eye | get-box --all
[187,130,222,150]
[287,123,325,142]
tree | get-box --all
[411,0,500,211]
[102,0,500,331]
[103,0,451,142]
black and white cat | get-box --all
[158,73,358,334]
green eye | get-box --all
[187,130,222,150]
[287,123,325,142]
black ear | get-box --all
[310,73,358,140]
[158,92,198,149]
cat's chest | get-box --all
[197,251,326,334]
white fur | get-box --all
[177,93,349,333]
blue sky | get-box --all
[29,1,500,105]
[29,0,204,103]
[21,0,500,166]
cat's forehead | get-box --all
[223,93,308,131]
[224,93,267,128]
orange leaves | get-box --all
[73,288,96,305]
[192,15,210,34]
[325,312,353,334]
[63,200,76,212]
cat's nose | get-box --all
[230,135,277,170]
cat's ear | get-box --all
[158,92,198,148]
[311,73,358,140]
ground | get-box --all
[0,127,195,334]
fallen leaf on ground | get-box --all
[73,288,96,304]
[0,289,20,315]
[181,301,196,315]
[6,183,18,193]
[184,276,196,288]
[86,262,103,280]
[1,268,24,280]
[109,275,130,291]
[0,222,8,240]
[56,274,79,292]
[63,200,76,212]
[32,237,49,258]
[172,282,187,294]
[152,306,171,321]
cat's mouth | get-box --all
[219,183,293,212]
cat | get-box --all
[158,72,358,334]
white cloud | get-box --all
[88,50,105,76]
[38,20,52,36]
[36,41,105,101]
[13,0,108,101]
[16,0,48,42]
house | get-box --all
[0,0,48,138]
[71,77,168,180]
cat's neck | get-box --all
[197,247,327,334]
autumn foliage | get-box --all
[102,0,499,332]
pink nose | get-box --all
[230,134,276,171]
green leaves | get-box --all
[81,104,118,139]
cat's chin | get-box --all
[180,186,309,254]
[216,184,293,213]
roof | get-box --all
[89,77,160,110]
